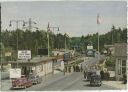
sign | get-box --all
[87,45,93,50]
[5,52,11,56]
[10,68,21,78]
[18,50,31,60]
[38,48,48,55]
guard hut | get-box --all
[114,43,127,81]
[10,56,55,77]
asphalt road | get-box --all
[20,72,117,91]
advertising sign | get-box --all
[10,68,21,78]
[18,50,31,60]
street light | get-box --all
[9,19,25,68]
[23,18,37,31]
[47,22,60,57]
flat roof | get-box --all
[9,55,63,64]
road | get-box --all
[18,72,117,91]
[1,55,118,91]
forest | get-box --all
[0,25,127,61]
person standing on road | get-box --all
[100,70,104,80]
[80,64,83,72]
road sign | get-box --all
[18,50,31,60]
[9,68,21,78]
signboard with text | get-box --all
[18,50,31,60]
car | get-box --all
[90,74,102,87]
[11,75,32,89]
[86,70,96,81]
[28,74,42,84]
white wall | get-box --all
[35,61,53,76]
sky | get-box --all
[1,1,127,37]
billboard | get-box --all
[10,68,21,78]
[38,48,48,55]
[18,50,31,60]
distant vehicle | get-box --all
[11,75,32,89]
[28,74,42,84]
[86,70,96,81]
[90,74,102,86]
[86,50,95,57]
[63,52,71,61]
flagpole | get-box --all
[97,13,101,60]
[98,26,99,53]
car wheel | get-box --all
[24,85,26,89]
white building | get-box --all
[114,43,127,81]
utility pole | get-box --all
[65,35,67,52]
[0,3,2,90]
[47,22,50,57]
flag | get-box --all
[97,14,102,25]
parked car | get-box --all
[28,74,42,84]
[11,75,32,89]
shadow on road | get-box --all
[83,84,101,87]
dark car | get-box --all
[86,70,96,81]
[28,74,42,84]
[90,74,102,87]
[12,75,32,89]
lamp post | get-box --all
[64,33,69,52]
[47,22,60,57]
[9,20,25,67]
[23,18,37,31]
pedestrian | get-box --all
[100,70,104,80]
[80,64,83,72]
[73,65,76,72]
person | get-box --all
[123,73,127,84]
[73,65,76,72]
[84,70,87,79]
[100,70,104,80]
[80,64,83,72]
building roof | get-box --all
[114,43,127,57]
[9,55,63,64]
